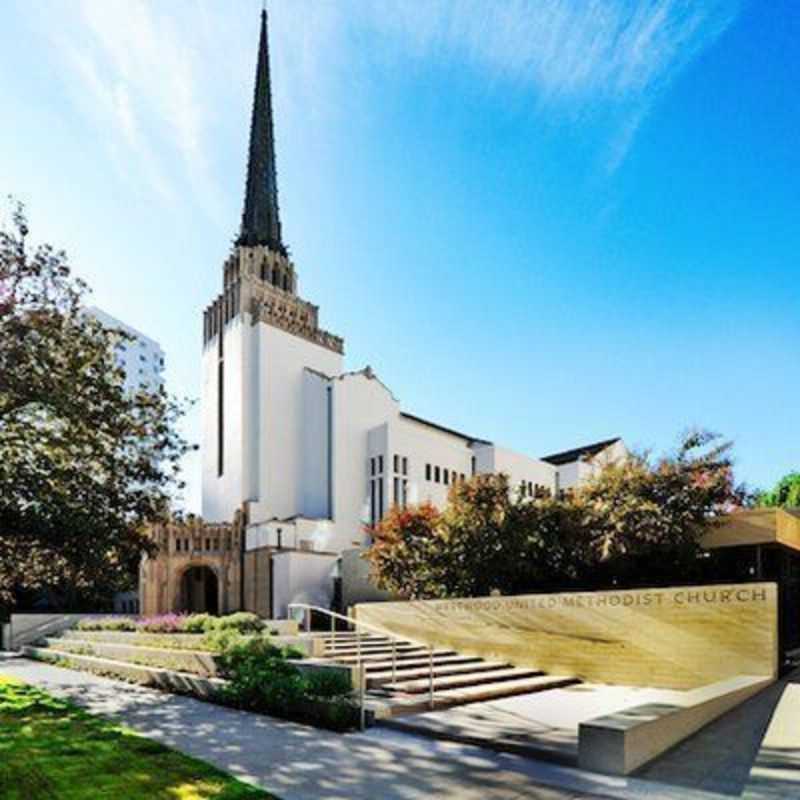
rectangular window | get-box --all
[393,454,399,473]
[426,463,431,481]
[378,478,384,519]
[277,528,283,549]
[378,455,384,474]
[393,477,400,504]
[370,480,376,525]
[471,456,476,476]
[175,539,181,552]
[402,479,408,507]
[402,457,408,476]
[461,473,465,482]
[205,538,211,551]
[217,360,224,476]
[443,469,449,486]
[370,457,376,477]
[434,466,440,483]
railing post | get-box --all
[428,645,434,709]
[305,608,311,633]
[330,612,335,648]
[359,663,366,731]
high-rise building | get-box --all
[85,306,165,394]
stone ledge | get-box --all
[578,674,773,775]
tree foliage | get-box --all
[0,201,192,611]
[755,472,800,509]
[366,430,744,599]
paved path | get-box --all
[1,657,725,800]
[636,668,800,800]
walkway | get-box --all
[4,657,799,800]
[2,657,604,800]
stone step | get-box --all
[364,674,578,717]
[22,645,223,698]
[427,674,578,706]
[40,637,219,677]
[322,649,457,666]
[322,643,424,657]
[359,654,483,672]
[367,660,511,689]
[382,666,544,694]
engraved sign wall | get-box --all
[354,582,777,689]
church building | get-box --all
[140,11,625,619]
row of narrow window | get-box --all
[261,264,292,292]
[520,481,549,498]
[175,537,220,553]
[425,464,466,486]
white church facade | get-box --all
[141,10,627,618]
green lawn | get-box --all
[0,677,274,800]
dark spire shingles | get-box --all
[237,9,285,254]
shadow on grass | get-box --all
[1,661,599,800]
[0,679,271,800]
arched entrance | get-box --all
[179,566,219,615]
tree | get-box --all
[366,430,745,599]
[755,472,800,508]
[578,429,746,587]
[0,201,193,612]
[366,475,594,599]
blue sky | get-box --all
[1,0,797,512]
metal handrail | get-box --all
[287,603,436,728]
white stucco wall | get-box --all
[392,417,474,508]
[329,372,399,550]
[203,314,341,524]
[471,443,556,497]
[556,440,629,491]
[201,314,249,523]
[302,369,332,519]
[272,551,337,618]
[252,324,342,523]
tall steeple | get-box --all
[237,8,285,254]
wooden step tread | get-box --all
[383,666,543,694]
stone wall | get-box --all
[355,582,778,690]
[140,512,246,616]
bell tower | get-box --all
[201,9,343,524]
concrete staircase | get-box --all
[314,631,579,715]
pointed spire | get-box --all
[237,8,285,254]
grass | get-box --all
[0,677,274,800]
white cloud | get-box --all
[40,0,741,208]
[352,0,741,169]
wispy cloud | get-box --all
[352,0,741,170]
[38,0,741,208]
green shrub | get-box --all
[213,612,264,634]
[217,635,304,713]
[282,645,305,660]
[76,617,137,632]
[304,670,352,700]
[200,628,245,653]
[183,613,213,633]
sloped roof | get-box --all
[400,412,491,446]
[541,437,622,466]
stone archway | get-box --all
[179,565,219,615]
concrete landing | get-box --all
[382,682,685,765]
